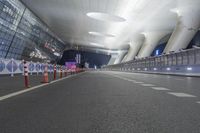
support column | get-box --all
[107,54,117,65]
[164,7,200,53]
[137,31,170,58]
[121,54,128,63]
[114,51,127,64]
[125,39,144,62]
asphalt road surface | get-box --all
[1,71,200,133]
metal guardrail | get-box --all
[103,48,200,75]
[0,58,65,76]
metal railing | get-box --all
[0,58,65,76]
[104,48,200,75]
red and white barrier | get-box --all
[41,64,49,83]
[60,65,62,78]
[24,61,30,88]
[53,64,56,80]
[64,67,67,77]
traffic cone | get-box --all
[64,67,67,77]
[41,64,49,83]
[24,61,30,88]
[53,64,56,80]
[60,66,62,78]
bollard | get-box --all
[53,64,56,80]
[36,62,39,75]
[30,61,33,75]
[22,60,24,76]
[64,67,67,77]
[60,66,62,78]
[70,69,72,75]
[11,58,14,77]
[41,64,49,83]
[24,61,30,88]
[51,65,53,74]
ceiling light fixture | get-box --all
[86,12,126,22]
[88,31,115,37]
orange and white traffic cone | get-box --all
[24,61,30,88]
[64,67,67,77]
[41,64,49,83]
[53,64,56,80]
[60,66,62,78]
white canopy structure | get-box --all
[21,0,200,64]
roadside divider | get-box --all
[60,65,62,78]
[53,64,56,80]
[24,61,30,88]
[64,67,67,77]
[41,64,49,83]
[20,60,86,88]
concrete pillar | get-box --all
[107,54,117,65]
[164,7,200,53]
[124,39,145,62]
[137,31,170,58]
[121,54,128,63]
[114,51,127,64]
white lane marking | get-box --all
[141,84,155,87]
[125,79,135,82]
[175,78,184,81]
[115,76,127,81]
[168,92,196,98]
[120,78,135,82]
[121,78,129,80]
[151,87,170,91]
[134,81,144,84]
[120,77,135,81]
[196,101,200,104]
[105,73,140,83]
[0,72,85,102]
[105,73,157,86]
[107,74,132,82]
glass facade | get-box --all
[0,0,65,62]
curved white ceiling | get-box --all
[89,42,105,47]
[21,0,200,51]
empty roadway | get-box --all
[0,71,200,133]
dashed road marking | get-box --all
[105,73,145,84]
[196,101,200,104]
[130,80,136,82]
[168,92,196,98]
[134,81,144,84]
[118,77,128,81]
[151,87,170,91]
[141,84,155,87]
[175,78,184,81]
[126,79,135,82]
[109,74,136,83]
